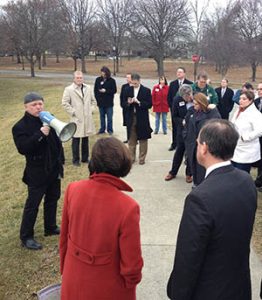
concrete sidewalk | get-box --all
[111,96,262,300]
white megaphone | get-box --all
[39,111,76,142]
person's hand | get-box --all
[99,88,106,93]
[128,97,133,104]
[133,97,140,105]
[40,126,50,136]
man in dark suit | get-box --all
[254,82,262,188]
[120,73,132,143]
[123,73,152,165]
[165,84,193,182]
[167,119,257,300]
[167,67,192,151]
[215,78,234,119]
[12,92,63,250]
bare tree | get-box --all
[97,0,132,74]
[202,3,241,76]
[3,0,58,77]
[234,0,262,81]
[60,0,96,73]
[130,0,190,76]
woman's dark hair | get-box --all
[159,76,168,85]
[242,82,254,90]
[88,137,132,177]
[100,66,111,78]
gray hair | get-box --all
[179,84,193,98]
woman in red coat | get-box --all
[60,137,143,300]
[152,76,169,134]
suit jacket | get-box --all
[62,82,96,137]
[172,95,193,144]
[167,165,257,300]
[60,173,143,300]
[215,87,234,119]
[123,84,153,140]
[167,78,193,109]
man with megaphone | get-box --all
[12,92,64,250]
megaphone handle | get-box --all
[42,122,50,127]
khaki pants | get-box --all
[128,115,148,164]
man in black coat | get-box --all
[215,78,234,119]
[167,119,257,300]
[120,73,132,143]
[123,73,152,165]
[165,84,193,182]
[167,67,193,151]
[254,82,262,188]
[12,92,63,250]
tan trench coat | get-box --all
[62,83,96,138]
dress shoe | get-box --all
[168,145,176,151]
[108,132,113,135]
[139,160,145,165]
[21,238,42,250]
[44,227,60,236]
[73,161,81,167]
[154,131,158,135]
[186,175,193,183]
[165,173,176,181]
[81,159,89,163]
[123,140,128,144]
[97,131,105,134]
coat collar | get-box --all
[205,164,235,179]
[90,173,133,192]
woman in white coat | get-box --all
[231,91,262,173]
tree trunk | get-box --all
[42,52,47,67]
[21,55,25,70]
[155,56,164,76]
[37,55,41,70]
[16,53,21,64]
[251,62,257,82]
[55,53,60,64]
[30,57,35,77]
[73,58,77,71]
[81,57,86,73]
[116,56,119,73]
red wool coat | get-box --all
[60,173,143,300]
[152,84,169,113]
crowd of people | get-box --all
[11,66,262,299]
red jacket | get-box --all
[60,173,143,300]
[152,84,169,113]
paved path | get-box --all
[110,96,262,300]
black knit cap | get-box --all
[24,92,44,104]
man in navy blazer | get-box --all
[167,119,257,300]
[167,67,192,151]
[215,78,234,119]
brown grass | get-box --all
[1,56,262,87]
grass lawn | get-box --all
[0,74,261,299]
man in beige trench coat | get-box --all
[62,71,96,166]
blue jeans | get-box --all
[99,106,113,133]
[155,112,167,133]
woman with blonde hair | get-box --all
[184,92,221,186]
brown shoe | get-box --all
[186,175,193,183]
[139,160,145,165]
[165,173,176,181]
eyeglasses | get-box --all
[257,88,262,90]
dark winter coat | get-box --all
[94,76,117,108]
[12,112,63,187]
[123,84,153,140]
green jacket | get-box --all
[191,82,218,104]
